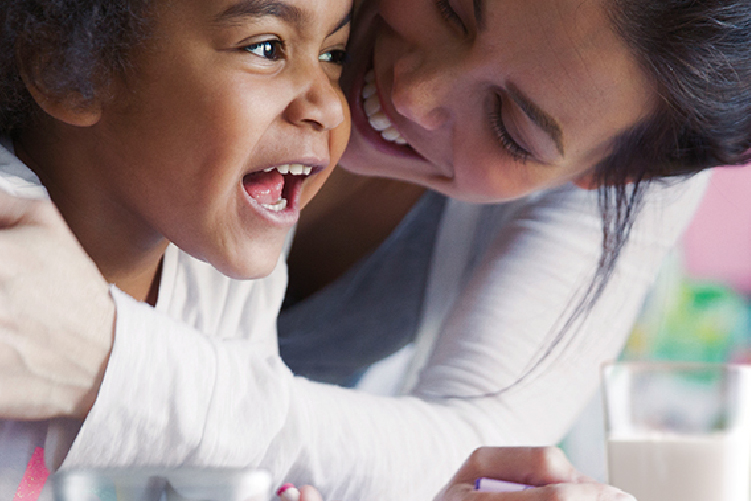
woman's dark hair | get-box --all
[507,0,751,395]
[579,0,751,318]
[1,0,153,136]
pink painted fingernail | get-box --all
[277,483,300,501]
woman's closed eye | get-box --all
[491,95,531,163]
[435,0,468,35]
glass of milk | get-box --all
[602,362,751,501]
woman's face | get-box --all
[340,0,655,202]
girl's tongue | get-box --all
[243,170,284,206]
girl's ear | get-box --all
[18,56,102,127]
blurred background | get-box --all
[562,164,751,481]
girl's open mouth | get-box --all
[243,164,314,213]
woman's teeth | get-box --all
[362,71,407,145]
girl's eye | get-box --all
[319,49,349,66]
[491,95,531,163]
[435,0,468,35]
[245,39,285,60]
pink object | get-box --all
[474,478,533,492]
[14,447,49,501]
[682,165,751,294]
[277,483,300,501]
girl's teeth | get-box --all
[252,164,312,212]
[361,70,408,146]
[262,164,312,175]
[262,198,287,211]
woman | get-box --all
[1,0,749,500]
[278,0,744,389]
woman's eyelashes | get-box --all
[435,0,468,35]
[491,95,531,163]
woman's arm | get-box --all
[0,192,114,420]
[408,174,710,443]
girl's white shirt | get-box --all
[0,140,711,501]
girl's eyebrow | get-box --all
[215,0,304,28]
[328,12,351,38]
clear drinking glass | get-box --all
[602,362,751,501]
[52,468,271,501]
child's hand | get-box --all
[435,447,635,500]
[0,191,115,419]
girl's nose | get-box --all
[390,52,453,131]
[286,68,345,132]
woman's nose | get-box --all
[286,68,345,132]
[391,53,453,131]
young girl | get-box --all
[0,0,350,497]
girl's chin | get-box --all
[212,243,284,280]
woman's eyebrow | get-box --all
[215,0,304,28]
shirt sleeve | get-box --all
[61,173,710,501]
[63,287,296,468]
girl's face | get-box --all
[87,0,351,278]
[340,0,654,203]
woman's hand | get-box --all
[436,447,635,500]
[0,191,115,419]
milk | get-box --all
[608,432,749,501]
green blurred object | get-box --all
[623,253,751,364]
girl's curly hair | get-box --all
[1,0,152,135]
